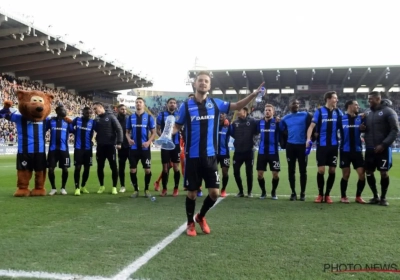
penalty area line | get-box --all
[111,197,226,280]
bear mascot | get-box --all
[0,90,54,197]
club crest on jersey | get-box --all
[246,122,250,126]
[105,118,109,121]
[143,117,147,121]
[379,111,383,116]
[333,111,337,115]
[206,103,213,109]
[271,123,275,126]
[22,161,27,166]
[87,122,92,127]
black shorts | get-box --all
[256,154,280,171]
[217,155,230,168]
[74,149,93,166]
[340,151,364,169]
[17,153,47,171]
[184,156,219,191]
[47,150,71,168]
[118,147,130,163]
[161,145,181,164]
[316,146,338,167]
[365,148,392,172]
[129,149,151,169]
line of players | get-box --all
[40,90,399,206]
[220,90,398,206]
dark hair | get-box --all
[167,98,176,103]
[195,71,211,81]
[368,91,381,98]
[324,91,337,102]
[289,98,299,105]
[83,107,91,111]
[55,105,64,111]
[117,104,126,109]
[344,100,355,110]
[136,97,145,102]
[242,107,249,113]
[92,102,103,108]
[188,93,195,98]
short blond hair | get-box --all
[265,104,275,112]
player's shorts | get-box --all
[47,150,71,168]
[256,154,281,171]
[316,146,339,167]
[217,155,230,168]
[161,145,181,164]
[74,149,93,166]
[129,149,151,169]
[364,148,392,172]
[184,156,219,191]
[17,152,47,171]
[339,151,364,169]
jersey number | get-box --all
[65,158,70,165]
[146,159,151,166]
[273,161,280,168]
[215,171,220,183]
[332,156,337,164]
[381,160,387,168]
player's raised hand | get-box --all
[251,82,265,96]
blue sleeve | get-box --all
[156,113,162,126]
[312,110,319,123]
[230,123,235,138]
[175,102,186,126]
[276,122,281,141]
[126,116,131,130]
[10,113,21,123]
[227,125,231,138]
[280,118,287,132]
[213,98,230,114]
[149,115,156,130]
[45,119,50,131]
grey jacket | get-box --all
[364,102,399,149]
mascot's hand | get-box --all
[0,100,13,115]
[223,119,230,127]
[63,117,73,124]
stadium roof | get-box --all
[0,11,153,92]
[187,65,400,94]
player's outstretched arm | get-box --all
[230,82,264,111]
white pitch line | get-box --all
[0,269,109,280]
[226,193,400,200]
[112,197,226,280]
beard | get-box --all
[197,90,208,95]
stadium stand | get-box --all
[0,11,153,145]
